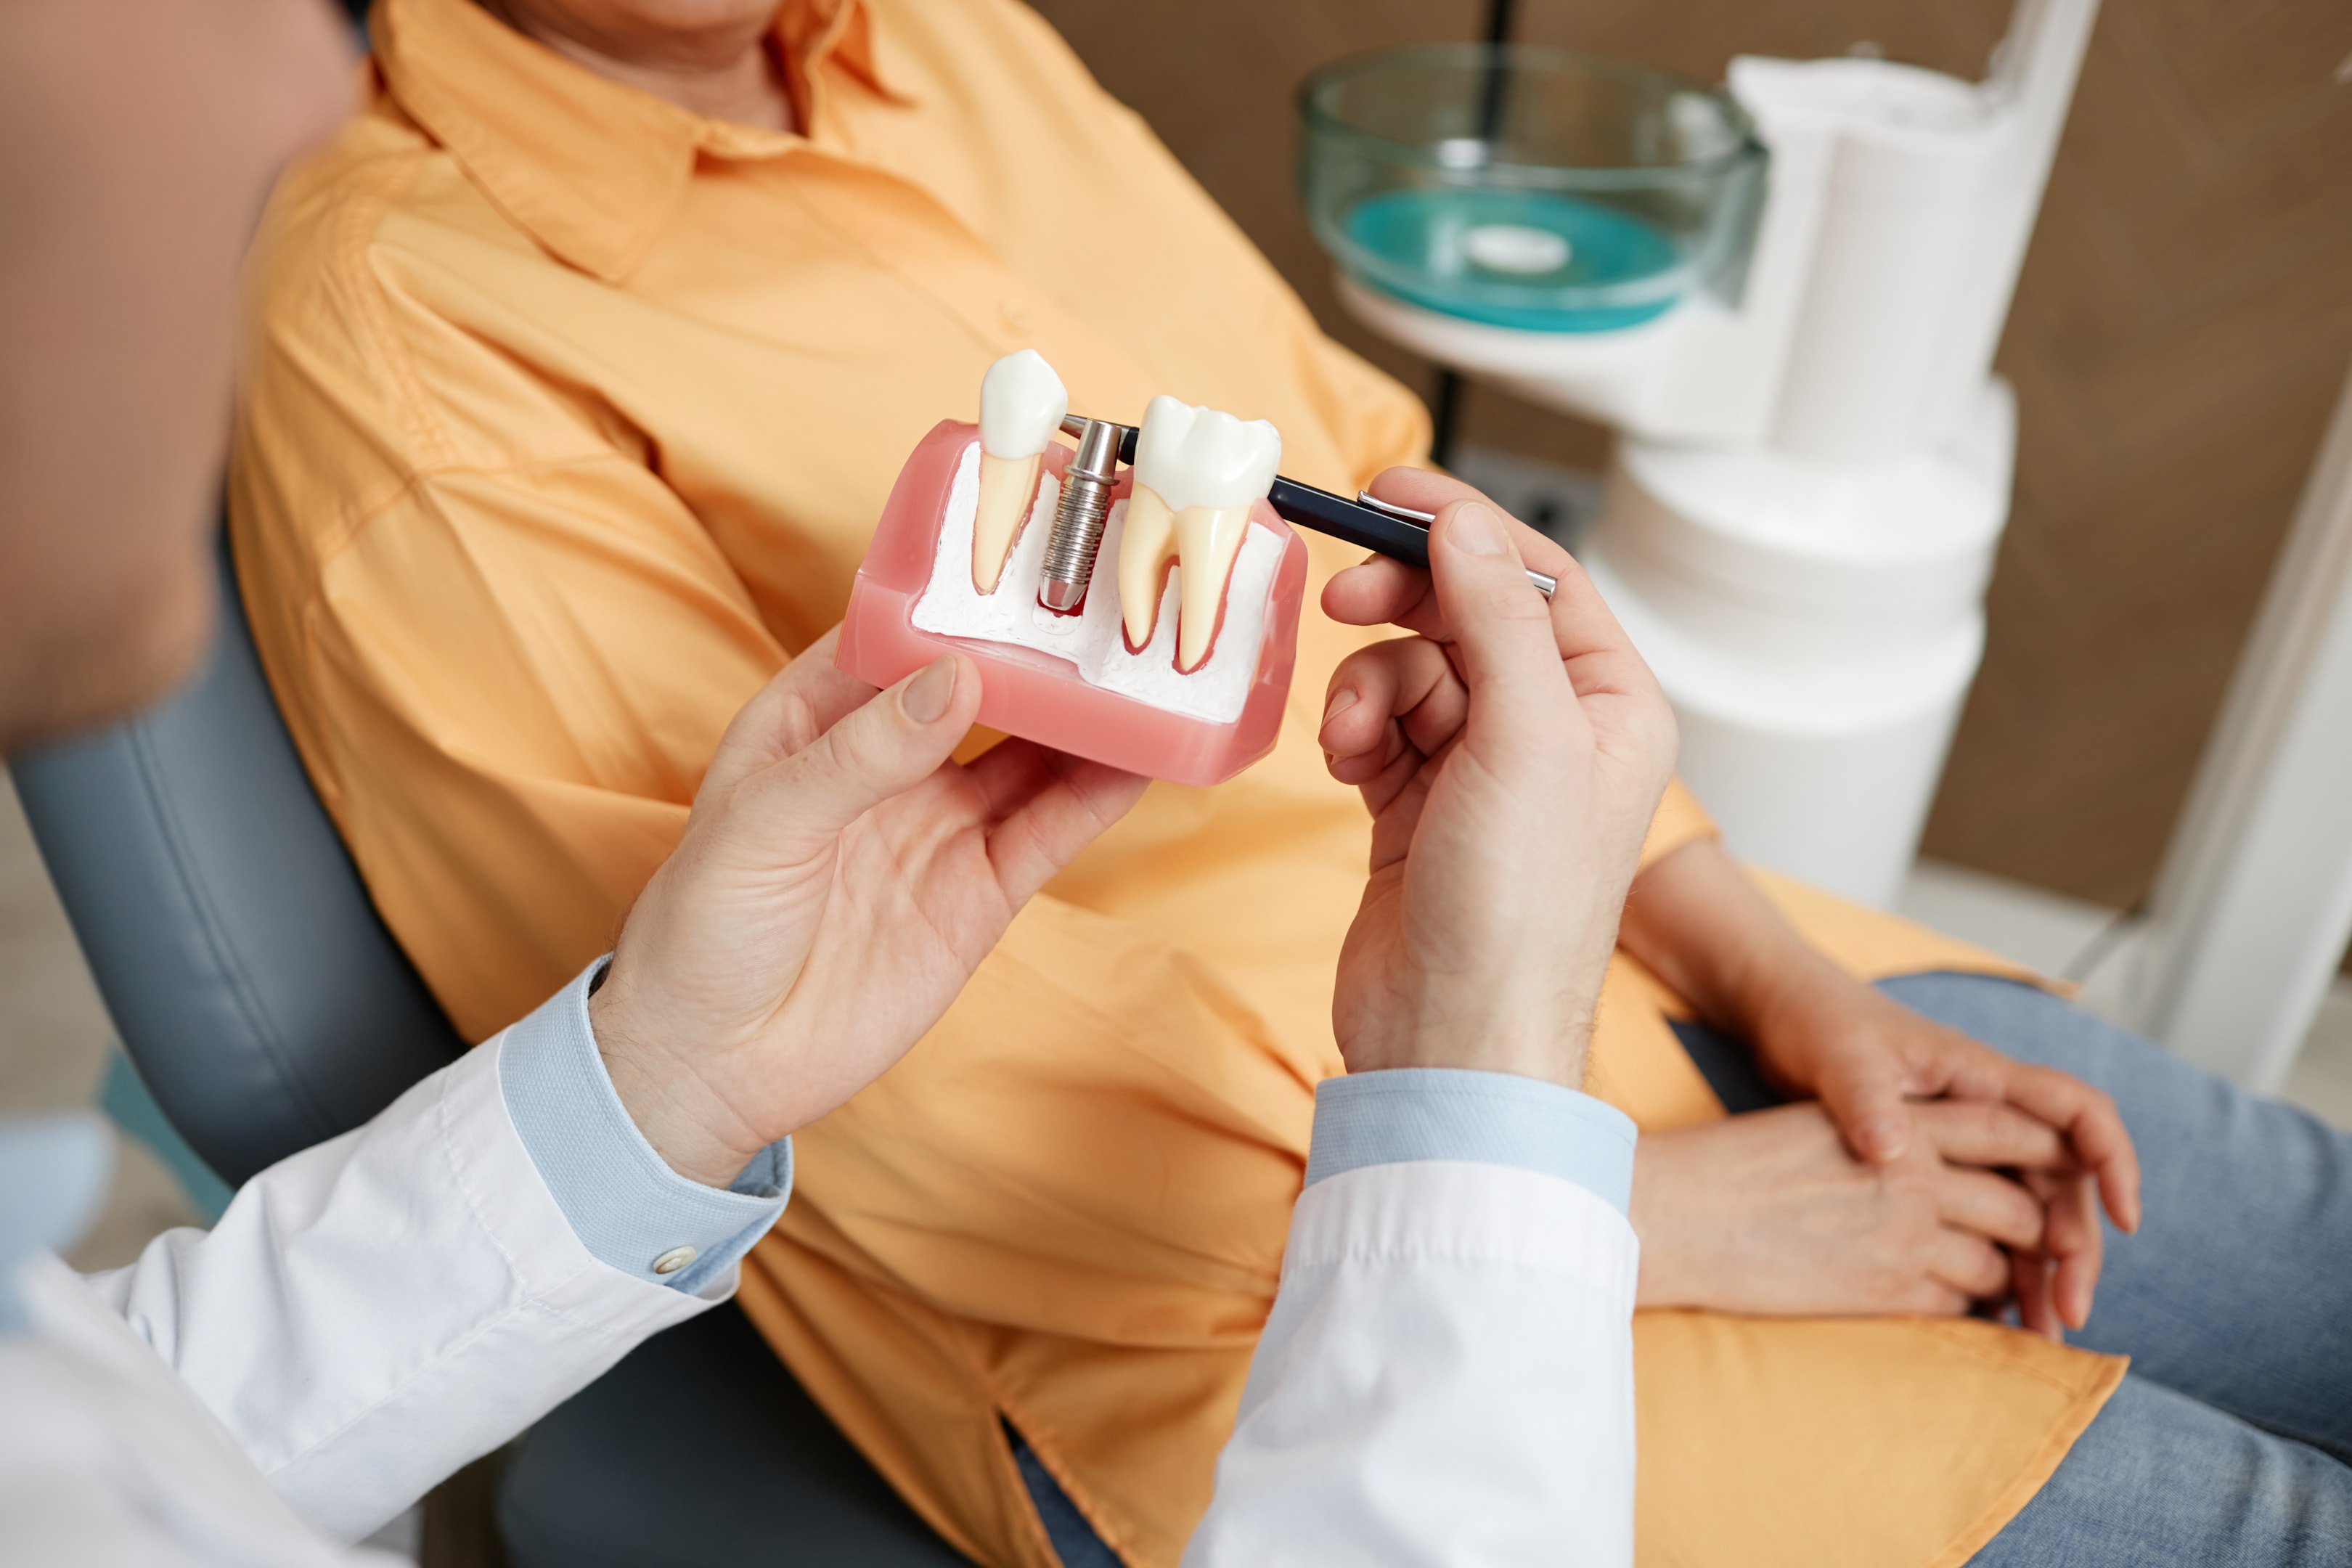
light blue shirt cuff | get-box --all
[1305,1068,1638,1215]
[498,957,791,1294]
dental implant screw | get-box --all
[1038,415,1130,613]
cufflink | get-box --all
[651,1246,698,1276]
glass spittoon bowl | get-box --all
[1299,44,1766,333]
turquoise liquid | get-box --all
[1342,187,1683,332]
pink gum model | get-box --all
[838,420,1309,786]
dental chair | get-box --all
[13,530,966,1567]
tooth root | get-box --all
[1116,486,1179,651]
[973,451,1042,595]
[1173,505,1252,674]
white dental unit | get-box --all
[1300,0,2100,909]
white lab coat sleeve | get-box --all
[78,1029,724,1543]
[1181,1147,1641,1566]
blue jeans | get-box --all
[1022,973,2352,1565]
[1879,974,2352,1566]
[1683,973,2352,1563]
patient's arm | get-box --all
[1619,837,2141,1334]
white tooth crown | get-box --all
[979,350,1069,460]
[1130,395,1281,513]
[1121,396,1282,671]
[971,351,1070,595]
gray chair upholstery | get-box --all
[497,1299,968,1567]
[12,528,965,1565]
[13,536,462,1186]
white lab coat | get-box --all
[1,1029,1638,1564]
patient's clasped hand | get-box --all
[839,352,1306,784]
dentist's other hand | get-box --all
[1318,471,1678,1090]
[589,626,1148,1187]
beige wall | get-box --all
[1030,0,2352,911]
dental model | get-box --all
[837,362,1310,785]
[841,354,1556,783]
[972,349,1069,595]
[1116,396,1283,673]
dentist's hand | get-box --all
[1318,472,1678,1088]
[589,627,1148,1187]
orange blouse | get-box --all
[229,1,2118,1563]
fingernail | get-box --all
[902,658,957,724]
[1447,502,1508,558]
[1860,1119,1908,1161]
[1323,687,1358,725]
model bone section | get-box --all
[912,442,1284,724]
[972,350,1069,594]
[1116,396,1283,671]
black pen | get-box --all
[1266,478,1559,598]
[1104,422,1555,597]
[1098,420,1556,598]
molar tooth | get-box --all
[973,351,1069,595]
[1119,395,1281,672]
